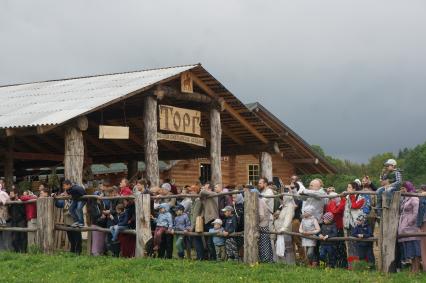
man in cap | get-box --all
[376,159,402,215]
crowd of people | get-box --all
[1,158,426,272]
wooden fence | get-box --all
[0,190,425,273]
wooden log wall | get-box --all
[143,95,159,187]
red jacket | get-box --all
[20,195,37,221]
[120,186,133,196]
[349,194,365,209]
[325,197,346,230]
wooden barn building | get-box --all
[0,64,335,189]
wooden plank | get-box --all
[157,132,206,147]
[222,124,245,146]
[210,106,222,186]
[159,104,201,136]
[288,158,319,164]
[37,197,55,254]
[99,125,130,139]
[190,73,268,144]
[135,193,152,257]
[143,96,159,187]
[4,137,14,188]
[379,191,401,273]
[244,191,259,264]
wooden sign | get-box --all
[158,132,206,147]
[181,71,193,93]
[99,125,129,139]
[159,105,201,136]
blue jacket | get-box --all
[67,185,86,200]
[156,211,173,229]
[417,197,426,227]
[117,210,129,227]
[209,227,225,246]
[173,213,191,231]
[223,215,238,233]
[351,223,373,247]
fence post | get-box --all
[37,197,55,254]
[378,191,401,273]
[244,191,259,264]
[135,193,152,257]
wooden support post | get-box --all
[64,126,85,185]
[210,106,222,186]
[143,95,159,187]
[4,137,14,189]
[244,191,259,264]
[135,193,152,257]
[378,191,401,273]
[127,160,138,181]
[260,152,273,183]
[37,197,55,254]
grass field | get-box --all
[0,252,425,283]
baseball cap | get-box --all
[221,205,233,212]
[384,159,397,166]
[212,219,223,225]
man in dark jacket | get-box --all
[222,206,239,261]
[63,179,86,227]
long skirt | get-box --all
[399,240,421,261]
[91,225,106,256]
[259,226,273,263]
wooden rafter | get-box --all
[190,73,268,144]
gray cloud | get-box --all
[1,0,426,162]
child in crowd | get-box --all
[152,203,173,252]
[209,219,225,261]
[222,206,239,261]
[319,212,338,267]
[376,159,402,214]
[63,180,86,227]
[110,204,128,242]
[351,215,375,267]
[172,204,191,258]
[299,208,321,266]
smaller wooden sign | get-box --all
[99,125,129,139]
[158,132,206,147]
[181,71,193,93]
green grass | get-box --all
[0,252,425,283]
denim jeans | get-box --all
[356,245,375,265]
[69,200,85,225]
[110,225,127,241]
[192,236,205,260]
[319,245,336,267]
[175,235,185,258]
[376,186,399,213]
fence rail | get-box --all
[0,189,423,273]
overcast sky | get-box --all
[1,0,426,163]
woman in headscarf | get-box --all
[398,181,421,273]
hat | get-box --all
[212,219,223,225]
[221,205,233,212]
[384,159,397,166]
[158,203,169,211]
[356,214,366,222]
[174,204,185,211]
[354,179,362,187]
[161,183,172,192]
[322,212,334,223]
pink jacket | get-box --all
[398,197,420,242]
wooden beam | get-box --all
[222,124,244,146]
[288,158,319,164]
[244,191,259,264]
[12,151,91,164]
[36,125,58,135]
[37,135,64,153]
[190,73,268,144]
[210,105,222,186]
[18,136,51,153]
[155,85,212,104]
[84,133,115,153]
[143,95,159,187]
[64,126,84,185]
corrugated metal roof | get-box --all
[0,64,198,129]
